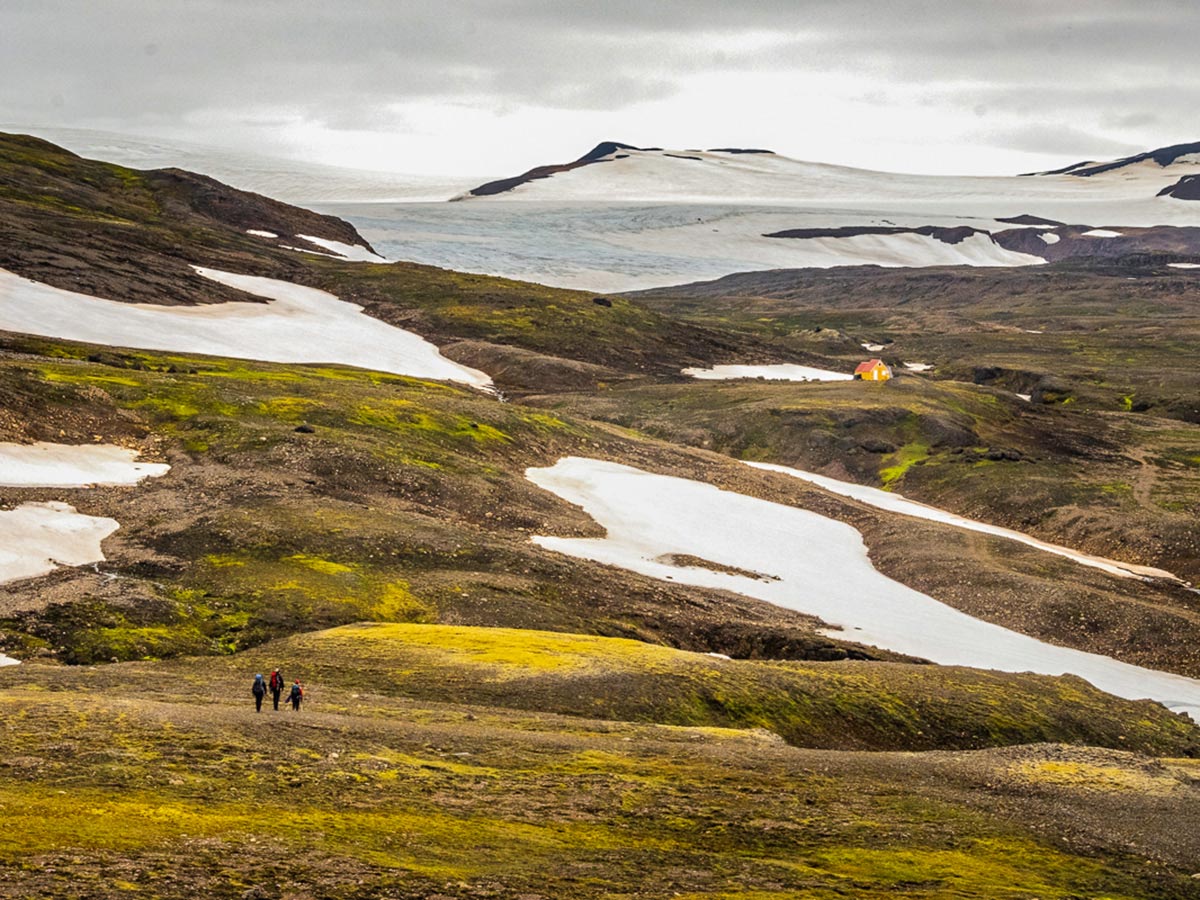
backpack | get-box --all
[270,672,283,691]
[290,683,302,699]
[252,675,266,695]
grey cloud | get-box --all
[972,123,1145,159]
[1,0,1195,163]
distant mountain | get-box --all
[1159,174,1200,200]
[1025,141,1200,178]
[459,141,777,198]
[455,139,1200,208]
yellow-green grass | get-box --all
[0,685,1190,899]
[193,622,1200,755]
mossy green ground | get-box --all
[219,622,1199,755]
[2,624,1198,898]
[4,132,1200,897]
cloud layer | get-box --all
[2,1,1194,174]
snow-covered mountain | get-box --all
[386,139,1200,289]
[454,141,1200,221]
[1026,141,1200,178]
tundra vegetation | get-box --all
[2,134,1199,898]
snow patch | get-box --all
[280,245,340,258]
[903,362,933,372]
[246,229,278,238]
[0,501,121,586]
[861,342,885,352]
[683,364,852,382]
[0,443,171,667]
[1039,232,1061,244]
[1016,393,1032,402]
[0,266,492,389]
[0,442,169,487]
[1168,262,1200,269]
[296,235,387,262]
[747,461,1178,581]
[526,457,1200,720]
[1082,229,1122,237]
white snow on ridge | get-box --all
[1039,232,1061,245]
[526,458,1200,720]
[683,364,852,382]
[746,461,1179,581]
[296,235,388,262]
[464,146,1195,208]
[0,501,120,587]
[1169,262,1200,269]
[1082,229,1122,237]
[0,442,169,487]
[0,654,18,667]
[0,266,492,389]
[904,362,933,372]
[246,229,278,238]
[603,224,1045,275]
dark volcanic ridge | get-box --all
[761,218,1200,264]
[1023,140,1200,177]
[995,214,1067,227]
[1159,174,1200,201]
[460,141,776,197]
[0,132,379,307]
[764,225,984,245]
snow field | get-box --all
[0,266,492,389]
[0,442,172,665]
[0,442,170,487]
[0,501,121,586]
[746,461,1179,581]
[295,234,388,261]
[682,364,852,382]
[526,458,1200,720]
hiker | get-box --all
[288,680,304,712]
[268,669,285,711]
[251,673,266,712]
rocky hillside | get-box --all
[2,135,1200,898]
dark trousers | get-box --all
[290,696,301,711]
[272,690,281,710]
[254,693,264,712]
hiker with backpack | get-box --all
[288,680,304,711]
[251,673,267,712]
[268,669,285,710]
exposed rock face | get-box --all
[145,167,372,248]
[764,224,985,245]
[463,141,647,197]
[0,132,376,307]
[1159,174,1200,200]
[995,214,1066,226]
[993,224,1200,261]
[1024,140,1200,176]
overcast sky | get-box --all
[2,1,1196,176]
